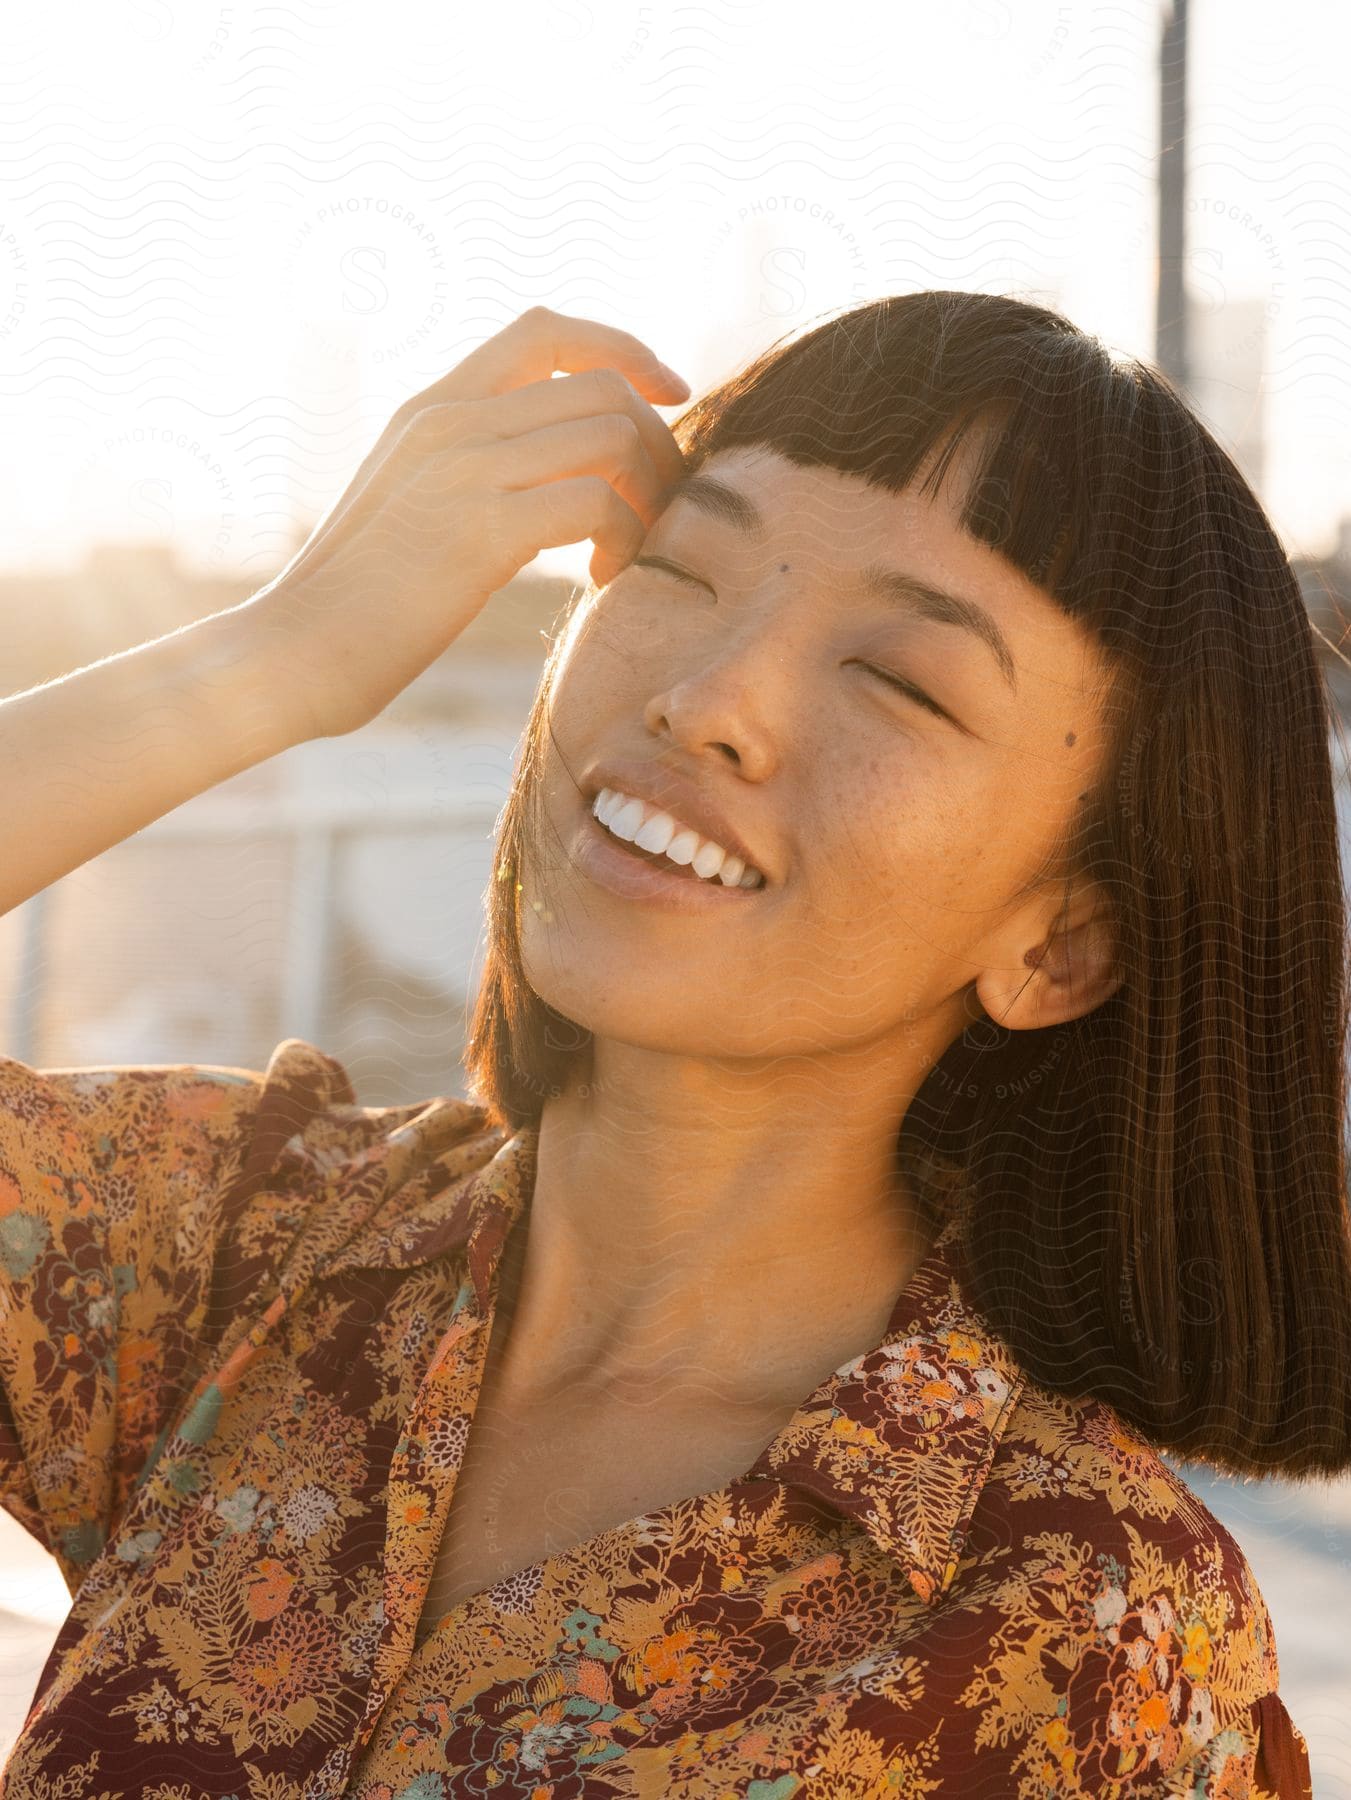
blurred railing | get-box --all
[5,784,499,1071]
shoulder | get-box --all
[925,1208,1281,1711]
[748,1215,1287,1791]
[991,1372,1278,1659]
[815,1363,1282,1793]
[948,1369,1281,1789]
[869,1211,1284,1791]
[0,1035,506,1295]
[0,1037,346,1213]
[0,1038,508,1578]
[196,1037,512,1287]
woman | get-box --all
[0,294,1344,1798]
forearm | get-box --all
[0,596,307,917]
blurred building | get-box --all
[1294,520,1351,722]
[1185,290,1268,501]
[1178,288,1351,726]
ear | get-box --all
[974,884,1122,1031]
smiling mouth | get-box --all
[600,824,707,879]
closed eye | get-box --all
[634,558,953,724]
[861,664,951,721]
[632,554,712,591]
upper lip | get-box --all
[583,760,773,883]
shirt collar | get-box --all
[311,1113,536,1293]
[737,1210,1026,1608]
[315,1120,1025,1608]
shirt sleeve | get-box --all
[1251,1693,1316,1800]
[1155,1691,1314,1799]
[0,1037,358,1591]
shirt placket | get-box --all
[340,1197,518,1785]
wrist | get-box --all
[189,595,324,765]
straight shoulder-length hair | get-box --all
[464,288,1351,1481]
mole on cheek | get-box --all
[779,562,790,573]
[1064,731,1077,746]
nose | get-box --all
[640,613,789,780]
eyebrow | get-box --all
[657,471,1019,695]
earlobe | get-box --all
[1040,912,1121,1025]
[978,908,1121,1030]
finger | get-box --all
[289,400,480,563]
[406,305,691,411]
[462,366,685,495]
[499,474,646,575]
[480,413,667,532]
[332,312,687,538]
[294,313,691,573]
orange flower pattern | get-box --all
[0,1039,1314,1797]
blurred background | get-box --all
[0,0,1349,1786]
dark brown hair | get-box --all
[464,289,1351,1479]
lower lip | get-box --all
[572,806,768,912]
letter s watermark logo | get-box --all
[128,0,173,40]
[129,477,174,533]
[341,246,390,316]
[961,0,1011,40]
[1186,245,1226,317]
[342,750,389,814]
[547,0,593,39]
[759,246,807,319]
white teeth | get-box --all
[608,795,647,842]
[691,840,725,879]
[590,787,766,889]
[664,828,699,866]
[633,810,678,856]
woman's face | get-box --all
[518,440,1112,1069]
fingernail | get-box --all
[656,363,691,396]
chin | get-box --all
[517,929,744,1063]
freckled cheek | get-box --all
[807,754,957,897]
[818,802,1006,949]
[794,813,923,927]
[548,629,642,743]
[561,611,664,710]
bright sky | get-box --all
[0,0,1346,583]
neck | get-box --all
[483,1037,937,1415]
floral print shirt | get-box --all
[0,1038,1315,1799]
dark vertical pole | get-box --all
[1156,0,1189,389]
